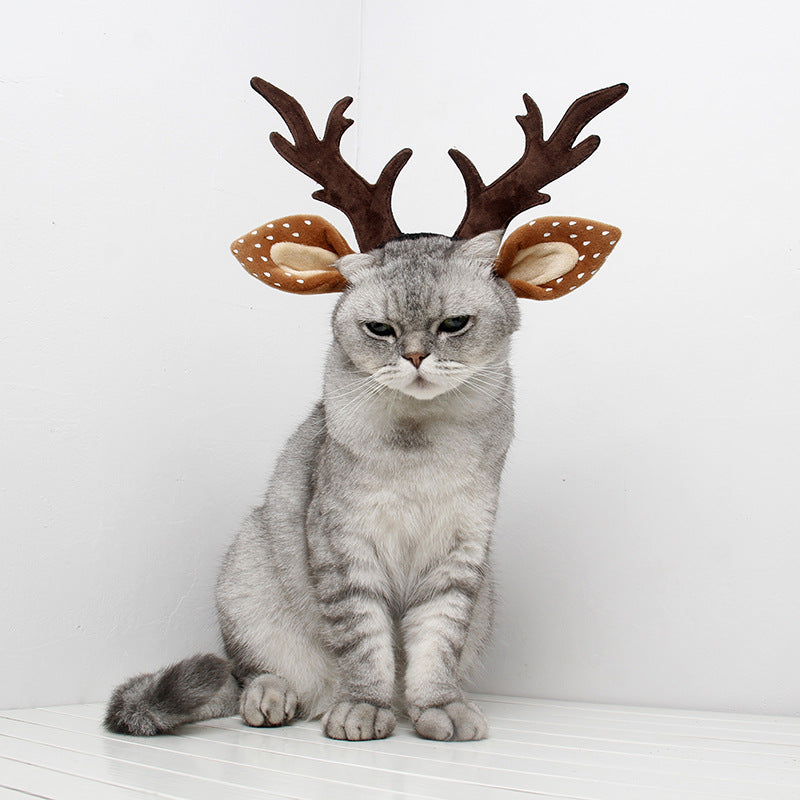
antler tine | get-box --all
[515,93,545,143]
[451,83,628,240]
[548,83,629,152]
[448,149,486,200]
[322,96,356,147]
[251,78,317,149]
[250,77,412,252]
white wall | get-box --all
[0,0,361,709]
[2,0,799,715]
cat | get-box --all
[104,76,625,742]
[105,229,518,742]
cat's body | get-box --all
[106,231,520,741]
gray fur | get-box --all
[410,699,489,741]
[104,654,238,735]
[107,230,519,741]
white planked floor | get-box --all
[1,695,799,799]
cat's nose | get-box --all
[403,352,428,369]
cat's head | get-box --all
[331,231,518,400]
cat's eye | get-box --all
[437,315,471,334]
[363,320,396,339]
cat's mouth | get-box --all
[370,361,462,400]
[398,373,450,400]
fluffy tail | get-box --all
[104,653,239,735]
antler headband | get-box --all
[231,78,627,298]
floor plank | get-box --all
[1,696,798,799]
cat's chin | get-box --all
[397,377,451,401]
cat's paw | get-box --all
[240,673,298,727]
[321,701,396,741]
[410,700,488,741]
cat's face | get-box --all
[331,232,520,400]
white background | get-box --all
[2,0,799,715]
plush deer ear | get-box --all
[230,214,354,294]
[495,216,620,300]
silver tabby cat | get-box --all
[105,228,518,742]
[106,73,626,742]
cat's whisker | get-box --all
[346,390,390,422]
[447,383,471,404]
[461,377,515,412]
[466,374,507,390]
[387,383,401,418]
[468,371,511,389]
[325,378,372,398]
[337,382,387,418]
[465,379,511,402]
[473,366,512,380]
[328,380,383,418]
[324,374,377,401]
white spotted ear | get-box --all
[230,215,354,294]
[496,216,621,300]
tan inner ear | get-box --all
[504,241,579,285]
[270,242,340,277]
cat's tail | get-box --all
[104,653,239,735]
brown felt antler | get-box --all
[450,84,628,239]
[250,77,412,253]
[234,81,627,298]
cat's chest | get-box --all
[323,396,508,590]
[342,445,495,586]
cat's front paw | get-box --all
[240,673,298,727]
[321,701,396,741]
[410,700,488,741]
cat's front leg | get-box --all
[318,586,397,740]
[402,543,491,741]
[311,534,397,740]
